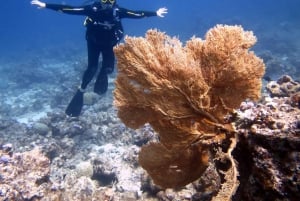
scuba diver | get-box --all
[30,0,168,117]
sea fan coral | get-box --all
[113,24,265,198]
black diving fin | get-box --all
[65,89,84,117]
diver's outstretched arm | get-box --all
[31,0,89,15]
[31,0,46,8]
[156,7,168,17]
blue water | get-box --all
[1,0,300,76]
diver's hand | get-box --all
[31,0,46,8]
[156,7,168,17]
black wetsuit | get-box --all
[46,2,157,94]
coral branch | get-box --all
[113,24,265,192]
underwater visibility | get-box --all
[0,0,299,200]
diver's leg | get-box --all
[81,39,101,89]
[66,40,100,117]
[94,46,114,94]
[102,45,115,74]
[94,65,108,95]
[65,88,84,117]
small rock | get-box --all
[75,161,93,178]
[32,122,50,136]
[2,143,13,152]
[250,124,258,133]
[276,121,285,129]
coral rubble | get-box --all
[113,24,265,199]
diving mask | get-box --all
[101,0,115,4]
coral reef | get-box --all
[1,74,299,200]
[0,76,299,201]
[1,24,299,201]
[0,147,51,200]
[113,23,265,199]
[232,75,300,200]
[0,142,146,201]
[266,75,300,104]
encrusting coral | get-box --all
[113,24,265,199]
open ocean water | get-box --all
[1,0,300,59]
[1,0,300,74]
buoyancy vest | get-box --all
[84,3,124,45]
